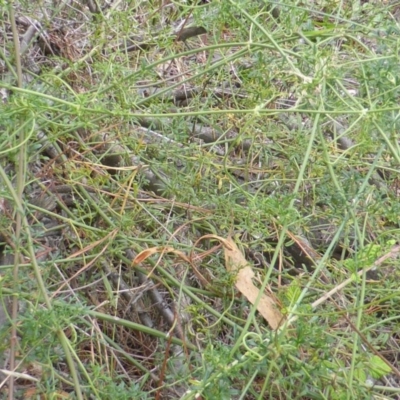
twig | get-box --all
[312,245,400,309]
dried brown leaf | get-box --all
[132,246,190,265]
[200,235,283,330]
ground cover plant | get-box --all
[1,0,400,399]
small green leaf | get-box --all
[354,367,367,383]
[369,356,391,379]
[286,281,301,304]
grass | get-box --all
[1,0,400,399]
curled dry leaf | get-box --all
[133,245,210,286]
[132,246,190,265]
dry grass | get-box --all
[1,1,400,399]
